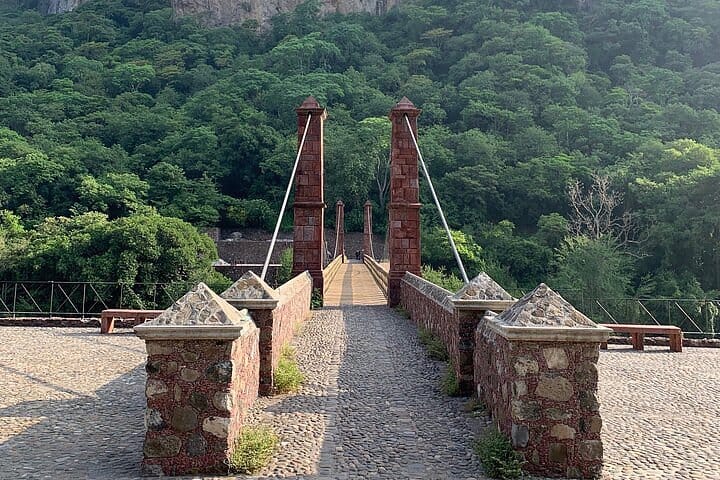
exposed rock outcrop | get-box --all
[39,0,85,14]
[39,0,400,26]
[171,0,399,26]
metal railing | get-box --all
[557,293,720,337]
[0,281,195,319]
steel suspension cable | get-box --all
[261,114,312,281]
[404,114,469,284]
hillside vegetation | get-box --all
[0,0,718,316]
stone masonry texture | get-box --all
[387,97,422,307]
[223,271,311,395]
[292,97,327,295]
[137,283,260,475]
[141,334,259,475]
[268,273,312,389]
[475,285,606,479]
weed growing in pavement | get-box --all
[228,426,278,474]
[274,345,304,393]
[474,428,523,479]
[441,363,462,396]
[418,327,449,361]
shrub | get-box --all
[228,426,278,474]
[418,327,449,361]
[274,345,304,394]
[474,428,523,479]
[441,364,461,397]
[421,264,464,292]
[310,288,323,309]
[276,247,293,285]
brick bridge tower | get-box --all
[292,97,327,295]
[387,97,422,307]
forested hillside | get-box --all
[0,0,719,310]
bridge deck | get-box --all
[324,260,386,306]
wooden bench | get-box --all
[599,324,683,352]
[100,309,165,334]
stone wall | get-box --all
[135,283,260,476]
[222,271,312,395]
[473,284,610,479]
[400,272,515,395]
[400,273,461,378]
[272,272,312,373]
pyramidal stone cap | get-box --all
[221,271,279,310]
[484,283,611,343]
[452,272,516,311]
[134,282,256,340]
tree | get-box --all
[567,173,639,249]
[550,236,633,303]
[0,212,229,296]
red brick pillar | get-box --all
[334,200,345,260]
[363,200,373,259]
[387,97,422,307]
[292,96,326,294]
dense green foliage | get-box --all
[0,0,719,309]
[0,209,229,305]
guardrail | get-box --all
[562,296,720,337]
[363,255,388,296]
[322,254,345,296]
[0,281,194,319]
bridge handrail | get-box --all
[322,254,345,296]
[363,255,388,296]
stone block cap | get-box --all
[497,283,594,328]
[134,283,256,340]
[483,284,612,342]
[390,96,421,116]
[296,96,326,115]
[453,272,515,301]
[221,271,279,301]
[394,96,417,109]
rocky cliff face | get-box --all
[170,0,399,27]
[38,0,399,25]
[39,0,86,14]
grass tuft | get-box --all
[474,428,523,479]
[418,327,449,361]
[228,426,278,474]
[463,397,488,417]
[441,364,462,396]
[274,345,304,394]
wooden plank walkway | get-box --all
[324,260,386,306]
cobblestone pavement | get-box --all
[0,327,147,479]
[248,306,487,479]
[597,344,720,480]
[2,323,720,479]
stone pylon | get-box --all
[292,96,327,295]
[334,200,345,260]
[387,97,422,307]
[363,200,374,259]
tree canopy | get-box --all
[0,0,718,305]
